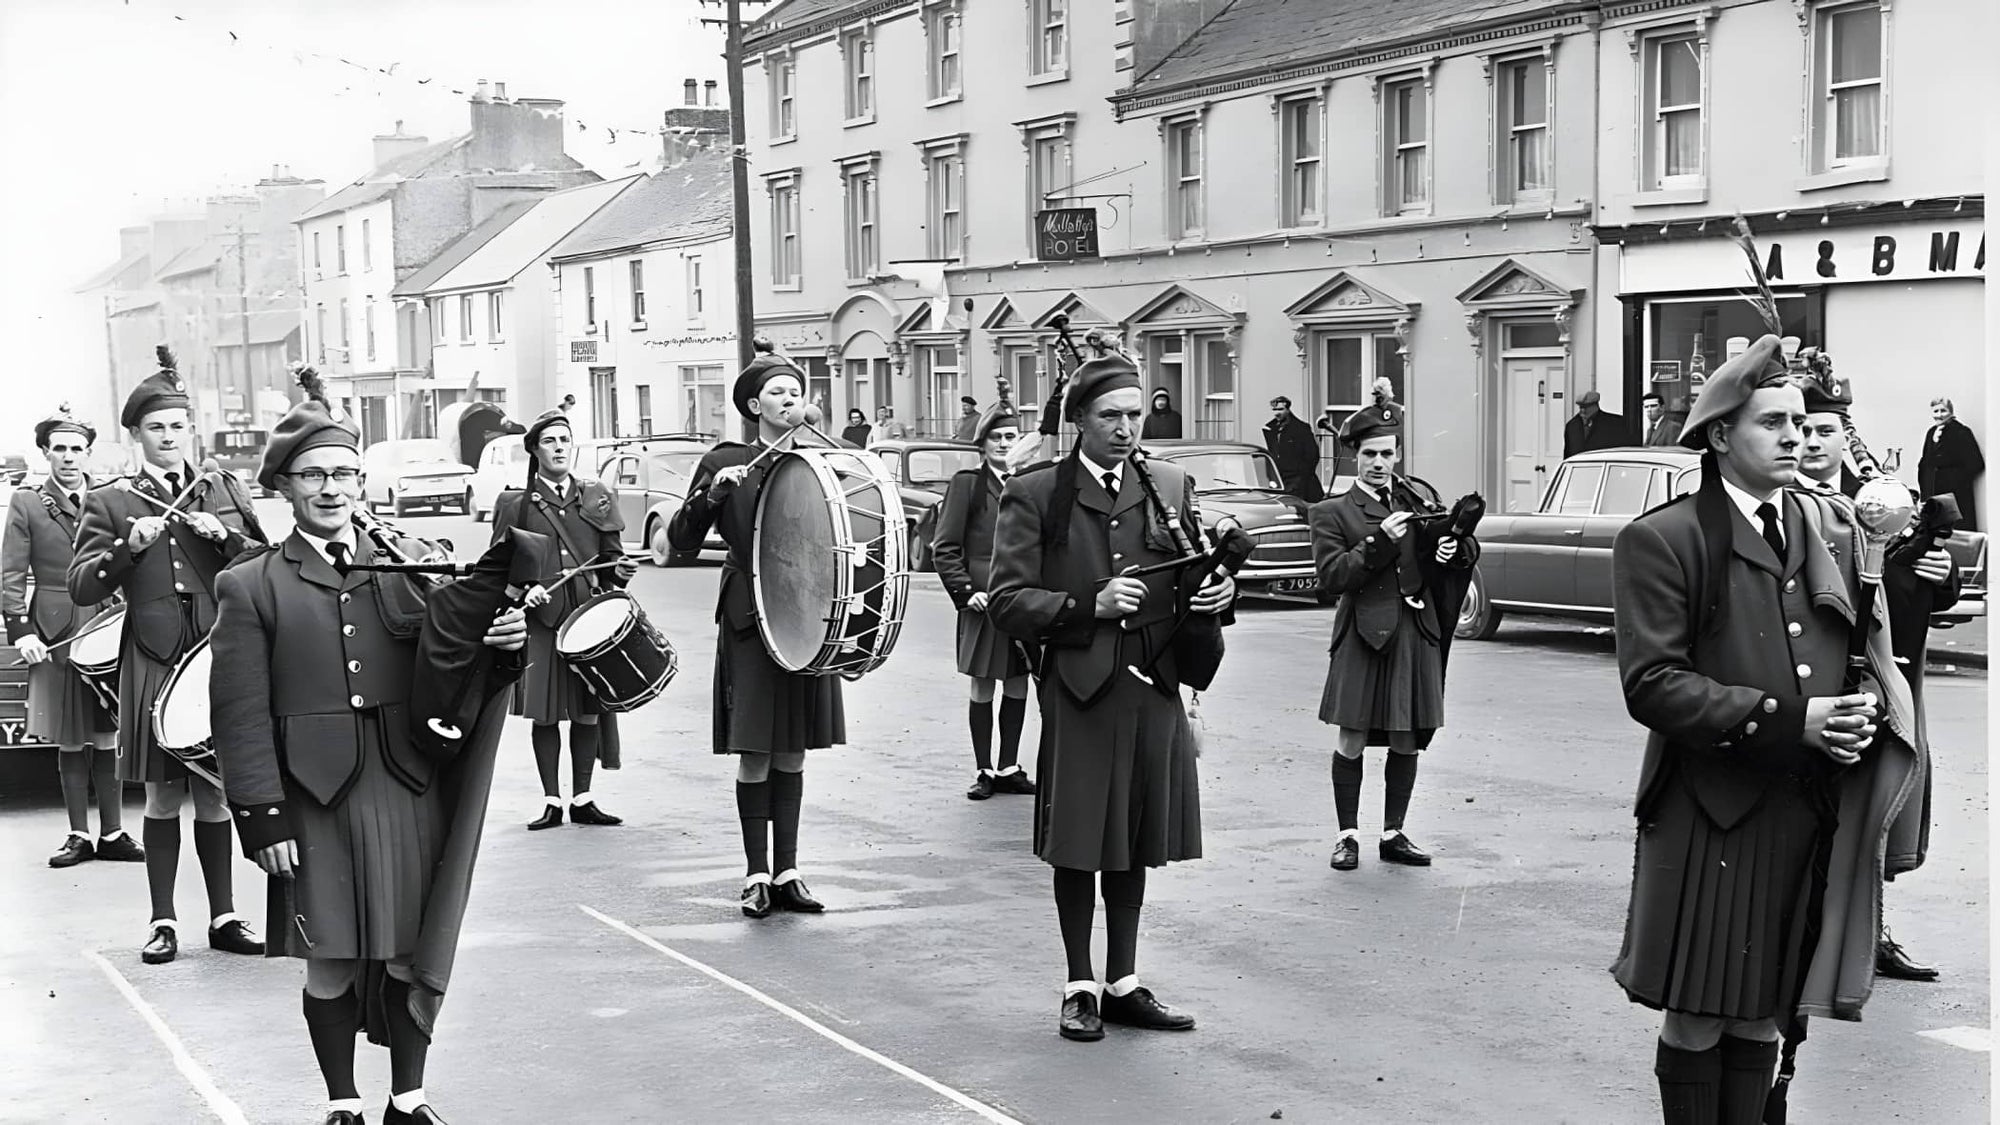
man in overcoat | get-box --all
[1263,396,1325,502]
[1610,334,1922,1123]
[988,352,1236,1042]
[69,351,267,965]
[1917,396,1982,532]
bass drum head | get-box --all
[556,593,633,658]
[754,455,840,673]
[154,639,212,751]
[69,606,125,672]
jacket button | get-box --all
[1784,579,1796,592]
[1795,663,1811,678]
[1109,519,1120,529]
[1787,622,1802,637]
[1763,698,1777,713]
[114,538,124,547]
[1113,553,1123,561]
[1745,721,1759,736]
[350,694,364,708]
[342,625,356,637]
[172,560,182,569]
[347,660,361,673]
[174,582,186,591]
[97,570,106,578]
[338,593,351,604]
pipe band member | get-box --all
[490,409,638,829]
[69,350,267,965]
[1310,405,1476,872]
[932,403,1037,801]
[4,407,138,868]
[667,353,840,919]
[988,352,1236,1043]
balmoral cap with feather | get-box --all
[34,404,96,449]
[1062,354,1142,421]
[261,364,360,491]
[1678,333,1792,449]
[121,345,192,427]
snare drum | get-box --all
[153,637,222,787]
[67,605,126,721]
[555,591,678,712]
[750,445,910,678]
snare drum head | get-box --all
[557,594,634,656]
[69,607,126,670]
[754,455,842,671]
[155,640,212,751]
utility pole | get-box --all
[235,225,252,429]
[700,0,771,373]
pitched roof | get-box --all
[298,133,470,221]
[413,176,642,295]
[155,240,226,281]
[548,155,732,262]
[75,249,150,293]
[1131,0,1584,93]
[215,311,304,348]
[389,200,538,298]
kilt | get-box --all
[712,621,844,755]
[114,643,187,783]
[24,650,113,746]
[1318,601,1445,739]
[1611,771,1826,1021]
[270,713,447,961]
[1034,672,1202,872]
[955,609,1032,680]
[509,620,604,724]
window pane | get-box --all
[1373,336,1404,393]
[1515,129,1547,190]
[1830,6,1881,82]
[1659,38,1701,107]
[1399,84,1426,142]
[1204,337,1232,395]
[1834,85,1882,159]
[1399,149,1428,205]
[1506,322,1562,349]
[1325,337,1363,405]
[1663,109,1701,176]
[1597,464,1653,516]
[1510,62,1547,126]
[1555,464,1604,513]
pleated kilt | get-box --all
[114,643,186,783]
[24,650,114,746]
[1610,773,1825,1021]
[1034,672,1202,872]
[510,621,603,724]
[270,713,446,962]
[1318,602,1445,739]
[955,609,1032,681]
[712,622,844,755]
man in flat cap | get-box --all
[212,375,530,1125]
[988,351,1236,1042]
[1609,334,1923,1122]
[489,409,637,830]
[1563,389,1629,458]
[70,348,267,965]
[1263,395,1325,502]
[953,395,982,442]
[5,407,140,868]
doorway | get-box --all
[1498,353,1567,512]
[590,367,618,438]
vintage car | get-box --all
[593,437,727,565]
[362,438,476,517]
[1142,439,1323,600]
[869,439,983,573]
[1457,447,1988,639]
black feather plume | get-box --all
[293,361,329,406]
[155,344,177,372]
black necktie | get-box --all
[165,472,180,497]
[326,541,351,573]
[67,493,79,512]
[1102,471,1118,499]
[1756,502,1785,560]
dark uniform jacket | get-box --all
[3,478,92,645]
[667,442,765,634]
[1310,481,1478,652]
[931,467,1006,610]
[1263,413,1325,502]
[489,476,628,630]
[67,466,264,664]
[1563,410,1629,459]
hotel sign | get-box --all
[1624,220,1985,294]
[1037,208,1100,261]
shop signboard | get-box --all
[1623,219,1985,294]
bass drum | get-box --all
[749,445,910,678]
[555,591,677,712]
[153,637,222,787]
[67,604,126,721]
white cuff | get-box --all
[148,918,177,932]
[100,830,130,842]
[743,872,772,888]
[67,830,91,842]
[208,912,240,928]
[773,868,800,886]
[389,1088,427,1114]
[1106,974,1140,997]
[544,797,564,809]
[1063,979,1101,999]
[1380,829,1403,842]
[995,765,1023,777]
[570,792,594,807]
[328,1099,365,1116]
[1337,828,1358,841]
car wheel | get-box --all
[1455,566,1502,640]
[647,517,671,567]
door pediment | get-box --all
[977,296,1021,332]
[1284,272,1417,324]
[1456,259,1581,311]
[1125,283,1239,329]
[1029,291,1113,330]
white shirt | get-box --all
[296,527,359,568]
[142,461,188,496]
[1719,475,1786,548]
[538,474,572,499]
[1077,452,1123,496]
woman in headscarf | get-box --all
[841,407,872,449]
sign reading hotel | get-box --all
[1037,208,1100,261]
[1626,219,1985,293]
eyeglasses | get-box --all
[281,468,362,488]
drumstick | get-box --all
[550,558,627,586]
[115,480,201,526]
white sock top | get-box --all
[208,912,240,928]
[1063,980,1100,998]
[148,918,177,931]
[1337,828,1358,842]
[1380,829,1403,842]
[1106,974,1141,997]
[570,792,594,806]
[389,1088,427,1114]
[328,1098,364,1115]
[67,830,90,841]
[543,797,564,809]
[744,872,772,888]
[773,868,802,885]
[995,765,1023,776]
[100,829,130,841]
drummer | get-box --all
[931,403,1036,800]
[489,409,639,830]
[69,352,268,965]
[4,407,139,868]
[668,347,842,919]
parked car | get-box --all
[1457,447,1988,639]
[0,450,27,486]
[1143,439,1322,600]
[869,439,982,573]
[469,441,530,521]
[594,438,726,565]
[0,639,44,750]
[209,429,271,495]
[361,438,476,517]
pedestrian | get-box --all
[211,382,531,1125]
[669,353,841,919]
[988,350,1236,1042]
[1262,395,1325,502]
[1792,372,1953,983]
[68,348,267,966]
[489,410,638,830]
[3,407,139,869]
[1141,388,1183,439]
[931,403,1036,801]
[1609,334,1923,1123]
[953,396,981,442]
[1563,390,1628,458]
[841,408,872,449]
[1639,392,1677,447]
[1917,397,1982,532]
[1310,405,1477,872]
[875,404,911,441]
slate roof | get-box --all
[390,201,537,298]
[215,311,304,347]
[155,240,226,282]
[299,134,470,221]
[548,155,732,263]
[75,250,150,293]
[411,176,642,295]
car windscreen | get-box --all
[648,452,702,484]
[905,448,981,484]
[1168,451,1283,491]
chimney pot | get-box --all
[271,164,282,180]
[474,79,490,103]
[684,78,698,106]
[493,81,508,101]
[704,79,718,106]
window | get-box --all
[315,303,327,363]
[1029,131,1072,212]
[430,298,445,344]
[767,173,802,287]
[1163,117,1204,239]
[458,294,473,342]
[487,291,504,341]
[361,219,373,270]
[1383,77,1429,213]
[1645,294,1814,420]
[583,266,597,329]
[1644,34,1704,188]
[1554,464,1605,514]
[338,298,350,349]
[1030,0,1068,77]
[312,231,322,270]
[1596,464,1658,516]
[1496,55,1551,202]
[927,3,961,101]
[842,161,879,279]
[635,386,653,435]
[336,224,347,273]
[685,256,705,318]
[1144,331,1235,438]
[1278,95,1322,228]
[1312,331,1407,477]
[682,364,727,434]
[769,55,797,140]
[628,259,646,323]
[842,28,874,121]
[364,300,377,361]
[923,141,966,259]
[917,344,960,436]
[1813,2,1884,170]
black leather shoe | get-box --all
[1876,930,1939,981]
[741,881,774,918]
[96,833,145,862]
[383,1105,447,1125]
[1102,986,1197,1031]
[1329,837,1359,871]
[966,774,995,800]
[324,1112,365,1125]
[209,918,264,955]
[49,835,94,868]
[140,925,177,964]
[1059,991,1105,1042]
[570,801,623,826]
[992,770,1037,795]
[1379,834,1432,866]
[773,876,824,913]
[526,804,564,831]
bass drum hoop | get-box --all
[152,636,220,781]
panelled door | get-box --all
[1499,356,1566,513]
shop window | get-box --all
[1645,295,1811,420]
[1145,331,1235,439]
[681,364,727,436]
[1312,332,1407,478]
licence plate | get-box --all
[1270,577,1319,594]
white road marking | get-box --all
[580,904,1022,1124]
[1917,1026,1991,1052]
[84,949,250,1125]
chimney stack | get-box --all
[493,81,509,102]
[684,79,699,106]
[704,79,718,106]
[469,93,568,171]
[372,119,432,168]
[473,78,490,103]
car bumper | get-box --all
[397,478,470,500]
[1231,525,1317,596]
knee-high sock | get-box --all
[1052,867,1096,983]
[1383,751,1419,832]
[1655,1040,1721,1125]
[737,780,772,876]
[58,750,92,834]
[142,816,180,922]
[1101,867,1147,984]
[570,723,599,798]
[91,748,123,836]
[1331,753,1363,833]
[531,725,561,799]
[1717,1036,1777,1125]
[302,990,361,1101]
[381,977,430,1096]
[770,768,803,875]
[997,695,1027,772]
[191,818,235,920]
[967,700,994,773]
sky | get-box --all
[0,0,730,439]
